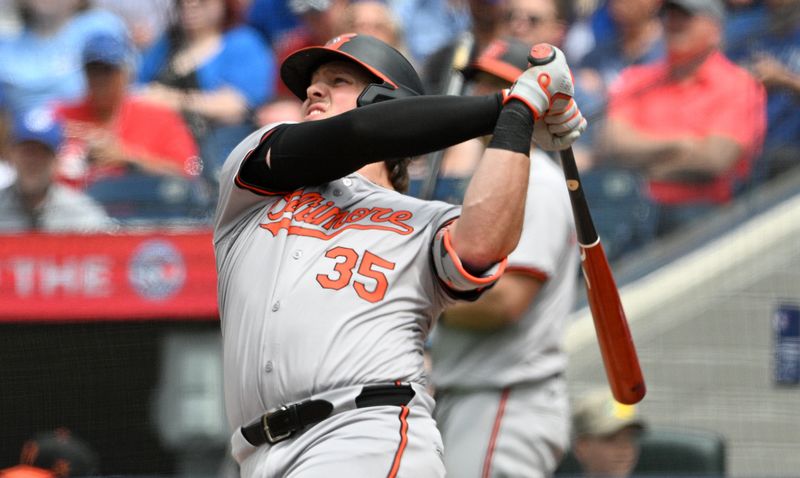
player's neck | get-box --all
[356,163,394,190]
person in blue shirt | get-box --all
[725,0,800,183]
[136,0,276,179]
[0,0,127,117]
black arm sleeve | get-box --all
[239,93,503,192]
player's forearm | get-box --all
[249,94,503,190]
[450,101,532,271]
[452,149,528,270]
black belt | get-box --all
[241,383,416,447]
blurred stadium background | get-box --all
[1,0,799,476]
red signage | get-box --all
[0,230,218,322]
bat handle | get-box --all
[559,147,598,246]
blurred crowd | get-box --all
[0,0,797,261]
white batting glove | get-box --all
[504,44,575,119]
[533,98,588,151]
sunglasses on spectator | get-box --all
[503,10,546,27]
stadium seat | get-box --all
[86,173,213,222]
[556,427,727,477]
[578,166,656,262]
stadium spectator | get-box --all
[0,0,127,117]
[725,0,800,183]
[0,109,112,232]
[339,0,407,53]
[136,0,275,178]
[392,0,472,65]
[577,0,665,117]
[500,0,568,48]
[244,0,300,49]
[0,90,13,188]
[598,0,766,238]
[0,428,98,478]
[570,388,646,478]
[56,33,200,189]
[92,0,175,51]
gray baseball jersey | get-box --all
[431,151,578,389]
[213,124,504,472]
[431,151,578,478]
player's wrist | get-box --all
[487,101,534,155]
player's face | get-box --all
[302,61,373,121]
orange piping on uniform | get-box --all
[504,266,549,282]
[481,388,511,478]
[387,406,410,478]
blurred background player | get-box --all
[429,36,579,478]
[570,388,647,478]
[0,108,111,232]
[0,428,99,478]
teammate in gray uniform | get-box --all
[212,33,586,477]
[431,37,579,478]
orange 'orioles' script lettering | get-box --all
[260,190,415,239]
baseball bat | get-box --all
[559,147,646,405]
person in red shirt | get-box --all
[599,0,766,238]
[56,33,200,189]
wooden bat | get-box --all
[559,147,646,404]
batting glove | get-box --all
[504,44,575,120]
[533,98,588,151]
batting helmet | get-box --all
[280,33,424,107]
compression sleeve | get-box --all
[239,93,503,191]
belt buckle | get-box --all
[263,406,293,444]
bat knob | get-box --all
[528,43,556,66]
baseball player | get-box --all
[212,33,585,477]
[430,37,579,478]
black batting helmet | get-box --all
[280,33,424,107]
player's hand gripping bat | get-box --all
[522,44,646,404]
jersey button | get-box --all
[272,301,280,312]
[264,361,274,373]
[342,178,353,187]
[333,189,342,197]
[292,250,303,260]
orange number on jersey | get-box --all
[316,248,395,302]
[354,251,396,303]
[316,247,358,290]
